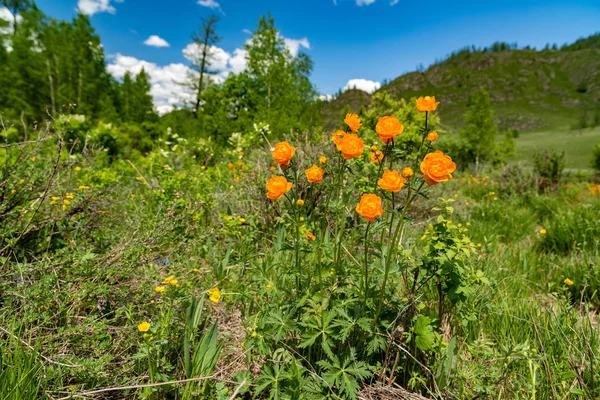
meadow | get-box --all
[1,6,600,399]
[516,126,600,170]
[2,100,600,400]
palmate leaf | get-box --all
[299,311,336,359]
[255,364,287,400]
[413,315,436,351]
[317,348,372,400]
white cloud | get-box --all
[0,8,23,50]
[107,53,195,114]
[318,94,333,102]
[197,0,220,9]
[283,37,310,57]
[144,35,170,48]
[77,0,118,16]
[108,32,310,114]
[344,79,381,94]
[356,0,376,4]
[390,0,399,4]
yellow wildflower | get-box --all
[162,276,175,285]
[78,185,90,190]
[154,286,166,293]
[297,199,305,206]
[208,287,221,304]
[251,331,257,338]
[564,278,574,286]
[138,321,151,332]
[74,166,81,171]
[239,217,246,223]
[540,228,547,235]
[266,282,273,291]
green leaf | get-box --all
[413,316,435,351]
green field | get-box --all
[516,126,600,169]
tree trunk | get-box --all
[193,38,210,119]
[46,58,56,116]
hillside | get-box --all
[323,33,600,132]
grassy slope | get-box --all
[515,126,600,169]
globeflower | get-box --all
[305,165,325,183]
[427,131,438,142]
[304,232,316,241]
[138,321,151,333]
[370,149,384,163]
[336,133,364,160]
[420,150,456,185]
[208,287,221,304]
[344,113,362,132]
[356,194,384,222]
[378,170,406,192]
[332,130,346,145]
[271,141,296,167]
[266,176,292,200]
[416,96,440,112]
[402,167,414,178]
[376,116,404,144]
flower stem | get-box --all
[363,222,371,310]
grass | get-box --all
[1,119,600,399]
[515,125,600,169]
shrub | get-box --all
[533,148,565,192]
[592,142,600,172]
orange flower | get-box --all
[336,133,364,160]
[344,113,362,132]
[370,149,384,163]
[356,194,384,222]
[416,96,440,112]
[420,150,456,185]
[272,142,296,167]
[305,164,325,183]
[332,130,346,145]
[266,176,293,200]
[304,232,316,241]
[378,170,406,192]
[376,116,404,144]
[319,156,327,165]
[427,131,438,142]
[401,167,414,178]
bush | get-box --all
[592,142,600,172]
[533,149,565,192]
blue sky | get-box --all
[31,0,600,112]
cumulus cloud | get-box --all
[0,7,21,35]
[356,0,376,5]
[318,94,333,102]
[197,0,220,10]
[283,37,310,57]
[108,33,310,114]
[344,78,381,94]
[77,0,119,16]
[107,53,195,114]
[144,35,170,48]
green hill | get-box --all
[323,33,600,132]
